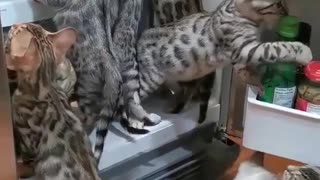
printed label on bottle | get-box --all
[273,87,296,108]
[296,96,320,115]
[306,103,320,115]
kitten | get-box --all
[6,23,100,180]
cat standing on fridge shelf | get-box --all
[5,23,100,180]
[130,0,313,128]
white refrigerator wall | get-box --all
[201,0,319,58]
[289,0,320,58]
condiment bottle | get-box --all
[296,61,320,115]
[259,16,299,108]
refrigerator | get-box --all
[1,0,320,179]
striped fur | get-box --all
[105,0,155,132]
[35,0,124,163]
[153,0,201,26]
[6,23,100,180]
[133,0,313,127]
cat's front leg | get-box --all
[237,41,313,65]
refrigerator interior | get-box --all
[1,0,224,179]
[3,0,320,179]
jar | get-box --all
[296,61,320,115]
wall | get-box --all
[289,0,320,58]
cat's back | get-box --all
[138,12,212,53]
[140,12,210,41]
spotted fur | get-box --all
[151,0,216,124]
[6,23,100,180]
[134,0,313,127]
[153,0,201,26]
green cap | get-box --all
[277,16,300,39]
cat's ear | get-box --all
[6,31,39,71]
[48,27,77,64]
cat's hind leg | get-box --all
[167,81,197,114]
[198,72,215,124]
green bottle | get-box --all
[259,16,299,108]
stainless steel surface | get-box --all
[226,69,247,137]
[0,17,17,179]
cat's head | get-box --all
[235,0,289,29]
[5,23,77,82]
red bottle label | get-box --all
[296,96,320,115]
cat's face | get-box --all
[236,0,289,29]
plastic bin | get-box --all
[243,86,320,166]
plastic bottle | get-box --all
[258,16,300,108]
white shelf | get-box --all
[0,0,55,27]
[90,97,220,170]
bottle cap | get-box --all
[305,60,320,82]
[277,16,300,39]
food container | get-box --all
[296,61,320,115]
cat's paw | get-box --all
[128,118,145,129]
[295,43,313,65]
[144,113,161,126]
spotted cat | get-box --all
[6,23,100,180]
[132,0,313,127]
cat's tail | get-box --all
[93,79,122,163]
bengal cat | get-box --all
[130,0,313,128]
[6,23,100,180]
